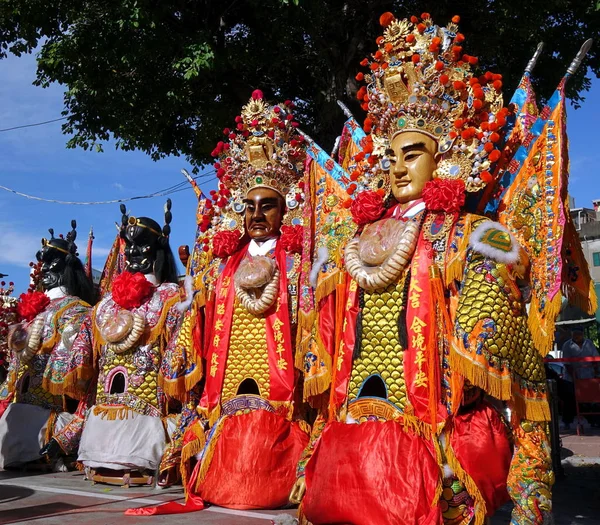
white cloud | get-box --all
[112,182,125,191]
[0,222,41,267]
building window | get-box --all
[593,252,600,267]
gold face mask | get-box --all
[388,131,438,205]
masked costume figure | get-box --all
[58,203,194,486]
[174,91,312,511]
[294,14,562,525]
[0,222,94,468]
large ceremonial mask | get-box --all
[297,13,557,525]
[61,204,190,486]
[0,223,93,469]
[177,91,311,510]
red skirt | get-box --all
[303,421,443,525]
[302,404,512,525]
[198,409,309,509]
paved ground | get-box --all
[1,426,599,524]
[0,471,297,525]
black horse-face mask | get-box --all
[123,217,162,275]
[36,244,69,292]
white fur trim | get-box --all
[309,246,329,289]
[468,221,520,265]
[443,464,454,478]
[176,274,194,312]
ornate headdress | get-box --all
[212,90,306,211]
[119,200,173,241]
[199,91,308,251]
[40,220,78,256]
[352,12,509,195]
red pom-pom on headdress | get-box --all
[112,271,154,310]
[379,12,395,27]
[422,179,466,214]
[17,291,50,322]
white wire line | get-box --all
[0,117,68,132]
[0,172,216,205]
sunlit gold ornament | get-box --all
[353,14,508,198]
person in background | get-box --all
[561,328,599,428]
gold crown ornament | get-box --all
[211,90,306,210]
[197,91,308,248]
[351,12,510,195]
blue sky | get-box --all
[1,50,599,295]
[0,51,207,294]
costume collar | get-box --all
[393,199,425,220]
[248,237,278,257]
[45,286,68,300]
[144,273,160,286]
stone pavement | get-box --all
[0,470,297,525]
[1,426,599,524]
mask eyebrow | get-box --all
[243,197,279,206]
[400,141,427,154]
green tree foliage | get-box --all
[1,0,598,167]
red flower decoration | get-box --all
[280,225,304,254]
[17,291,50,322]
[351,190,385,226]
[422,179,466,214]
[112,271,154,310]
[212,230,241,258]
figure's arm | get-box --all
[159,298,204,402]
[507,419,553,525]
[61,313,95,399]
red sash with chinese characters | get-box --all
[404,234,447,428]
[202,242,295,415]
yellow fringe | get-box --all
[401,405,432,440]
[449,344,511,400]
[528,293,562,357]
[315,270,341,304]
[45,411,59,444]
[444,436,487,525]
[195,417,227,488]
[159,359,204,402]
[208,404,221,427]
[510,388,551,422]
[41,377,68,397]
[297,419,312,435]
[303,369,331,402]
[564,279,598,316]
[60,366,95,400]
[431,436,444,508]
[295,309,316,370]
[450,340,551,422]
[444,216,475,287]
[302,331,333,401]
[180,428,207,495]
[93,404,134,420]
